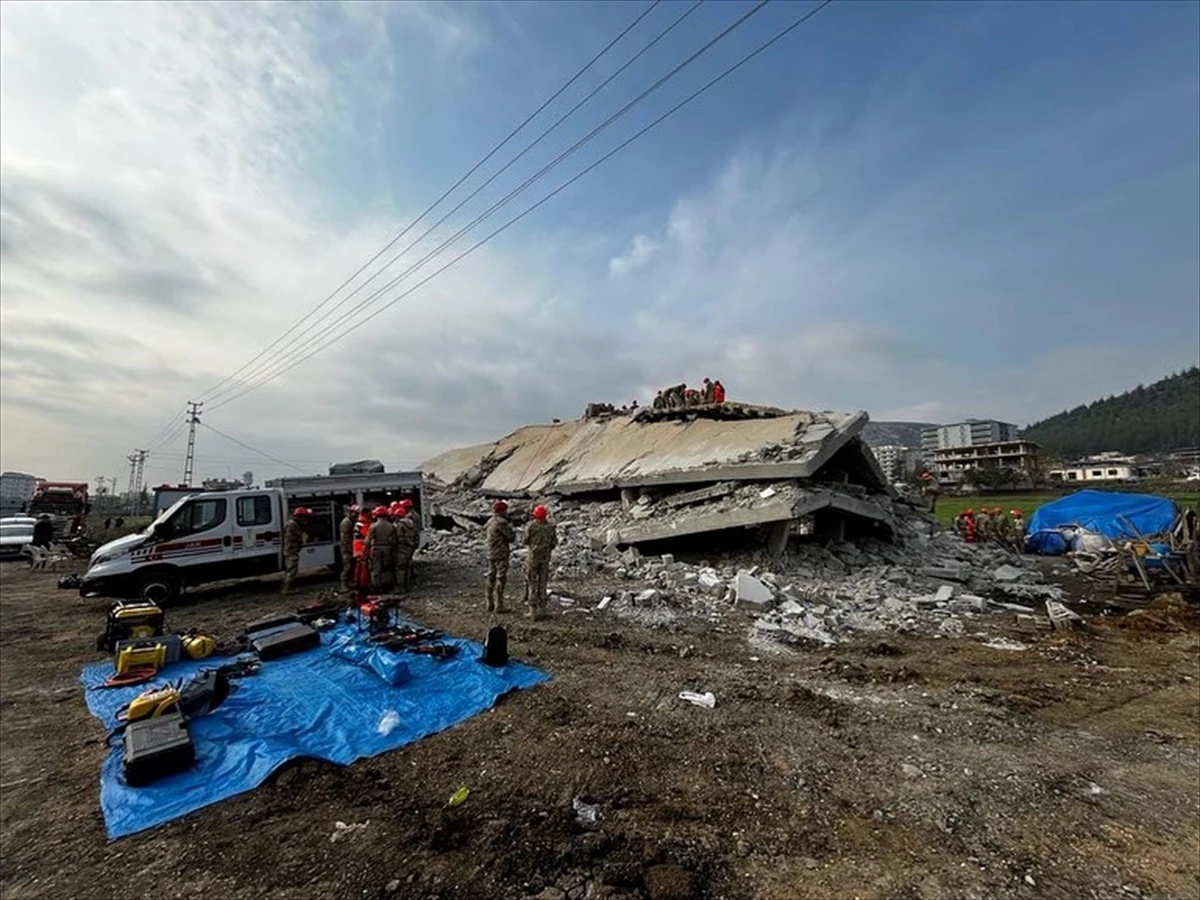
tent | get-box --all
[1025,489,1178,555]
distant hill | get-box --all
[863,421,935,448]
[1021,367,1200,458]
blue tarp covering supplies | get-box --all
[1026,490,1179,555]
[80,620,548,840]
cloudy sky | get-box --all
[1,0,1197,486]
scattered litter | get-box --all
[1046,600,1083,631]
[597,596,612,610]
[376,710,400,736]
[981,637,1029,651]
[330,820,369,843]
[759,487,777,499]
[679,691,716,709]
[572,796,599,828]
[447,785,470,807]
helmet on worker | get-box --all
[1011,509,1021,517]
[292,507,311,518]
[372,505,389,518]
[493,500,509,514]
[532,505,548,521]
[965,508,974,515]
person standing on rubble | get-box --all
[366,505,398,593]
[1008,509,1026,551]
[522,505,558,619]
[712,380,726,403]
[484,500,515,613]
[963,508,976,543]
[338,504,358,591]
[393,499,418,592]
[996,508,1013,545]
[975,507,993,542]
[280,507,311,598]
[702,377,715,403]
[652,390,665,409]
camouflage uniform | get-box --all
[996,513,1013,545]
[338,513,356,590]
[975,511,994,542]
[484,512,515,612]
[280,517,306,597]
[523,518,558,618]
[366,518,399,593]
[393,513,418,592]
[1010,516,1026,551]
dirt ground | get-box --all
[1,552,1198,900]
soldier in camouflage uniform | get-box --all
[365,505,398,593]
[338,504,357,591]
[995,508,1013,546]
[484,500,515,612]
[522,504,558,619]
[975,508,993,543]
[393,501,418,593]
[280,507,311,598]
[1009,510,1026,552]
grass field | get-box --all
[932,489,1200,529]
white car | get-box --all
[0,516,36,560]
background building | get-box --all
[932,439,1041,487]
[0,471,38,516]
[870,445,925,483]
[921,420,1020,456]
[1049,452,1139,483]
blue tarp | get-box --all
[1025,489,1178,554]
[80,621,548,840]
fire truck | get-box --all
[27,481,91,537]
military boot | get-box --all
[494,578,507,613]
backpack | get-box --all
[481,626,508,667]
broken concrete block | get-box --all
[735,573,776,611]
[661,553,675,565]
[597,596,612,610]
[635,589,661,605]
[992,564,1024,583]
[938,617,965,636]
[919,567,969,583]
[934,585,954,603]
[779,598,806,616]
[697,569,724,595]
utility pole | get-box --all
[183,401,203,487]
[126,450,148,515]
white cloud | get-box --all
[608,233,661,276]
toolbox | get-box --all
[250,622,319,660]
[122,712,194,786]
[114,635,182,675]
[98,601,164,652]
[244,612,299,635]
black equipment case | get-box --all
[249,622,319,660]
[122,712,194,786]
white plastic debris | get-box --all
[330,820,370,843]
[376,710,400,736]
[679,691,716,709]
[572,796,599,828]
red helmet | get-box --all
[1011,509,1021,517]
[400,498,413,510]
[292,507,312,518]
[347,504,359,514]
[492,500,509,514]
[372,505,389,518]
[532,505,548,521]
[965,508,974,515]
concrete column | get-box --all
[767,520,789,558]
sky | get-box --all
[1,0,1197,486]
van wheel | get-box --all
[138,571,179,606]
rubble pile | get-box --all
[422,483,1062,645]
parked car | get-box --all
[0,516,36,561]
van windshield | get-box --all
[146,497,190,533]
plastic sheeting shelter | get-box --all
[80,621,547,839]
[1026,490,1178,555]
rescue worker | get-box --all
[522,504,558,619]
[32,514,54,549]
[702,377,715,403]
[1010,509,1026,552]
[353,508,372,592]
[366,504,398,593]
[963,508,976,544]
[393,499,418,592]
[652,390,665,410]
[484,500,515,612]
[952,510,967,538]
[338,504,358,591]
[712,380,726,404]
[280,507,311,598]
[976,507,994,542]
[996,507,1013,545]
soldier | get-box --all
[280,507,311,598]
[484,500,515,613]
[393,500,418,592]
[996,508,1013,546]
[952,510,967,537]
[975,507,994,543]
[366,504,398,593]
[652,390,665,410]
[522,504,558,619]
[1009,509,1026,552]
[338,504,358,591]
[702,377,714,403]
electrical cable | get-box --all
[199,422,309,473]
[201,0,705,403]
[206,0,770,403]
[208,0,835,411]
[196,0,662,403]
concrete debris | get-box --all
[992,564,1024,583]
[734,573,776,611]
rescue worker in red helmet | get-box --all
[483,500,515,613]
[522,504,557,619]
[366,504,398,593]
[393,499,418,593]
[281,507,311,598]
[338,504,358,592]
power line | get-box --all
[201,0,704,404]
[208,0,836,410]
[196,0,663,404]
[207,0,770,406]
[199,422,310,474]
[144,406,186,449]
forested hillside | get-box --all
[1021,367,1200,458]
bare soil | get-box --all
[1,555,1198,900]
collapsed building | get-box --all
[422,403,898,556]
[420,403,1065,645]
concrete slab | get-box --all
[735,573,776,611]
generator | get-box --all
[97,601,164,653]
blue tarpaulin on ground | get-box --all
[1025,489,1179,555]
[80,620,548,840]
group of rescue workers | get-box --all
[953,506,1026,551]
[279,497,561,620]
[652,377,726,410]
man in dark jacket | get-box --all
[32,515,54,548]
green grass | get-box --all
[932,489,1200,529]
